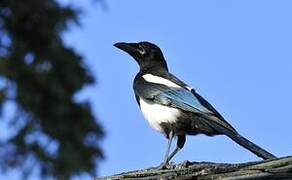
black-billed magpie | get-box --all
[114,41,276,168]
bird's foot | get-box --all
[156,161,175,170]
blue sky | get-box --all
[2,0,292,179]
[60,0,292,177]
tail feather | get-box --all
[225,130,276,160]
[209,120,276,160]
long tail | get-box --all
[210,120,277,160]
[225,130,276,160]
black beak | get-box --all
[114,42,139,57]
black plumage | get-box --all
[114,41,276,168]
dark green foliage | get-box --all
[0,0,104,179]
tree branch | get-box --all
[97,156,292,179]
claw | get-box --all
[156,162,175,170]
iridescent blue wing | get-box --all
[154,88,214,114]
[134,81,236,132]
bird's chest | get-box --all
[139,98,180,133]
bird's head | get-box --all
[114,41,168,72]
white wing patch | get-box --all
[139,98,180,133]
[142,74,182,88]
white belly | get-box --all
[139,98,180,133]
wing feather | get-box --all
[134,80,236,133]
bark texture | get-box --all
[98,156,292,180]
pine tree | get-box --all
[0,0,104,178]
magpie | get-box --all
[114,41,276,168]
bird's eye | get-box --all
[138,44,146,55]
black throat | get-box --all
[139,56,169,74]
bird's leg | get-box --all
[158,130,174,169]
[167,135,186,163]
